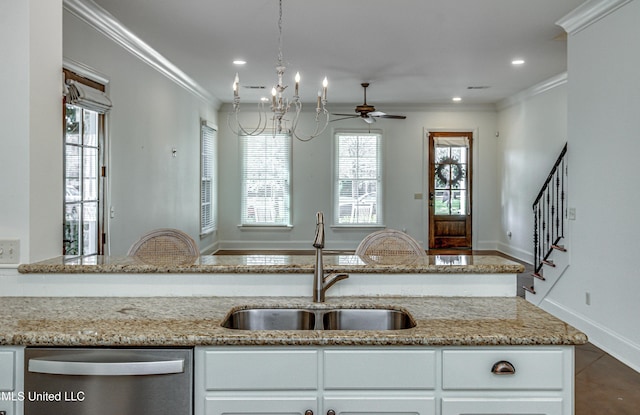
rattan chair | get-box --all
[127,228,199,266]
[355,229,426,265]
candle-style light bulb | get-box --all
[233,73,239,97]
[294,72,300,96]
[322,77,328,101]
[271,87,277,107]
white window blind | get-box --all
[334,131,383,226]
[200,121,217,235]
[241,133,291,226]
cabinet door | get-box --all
[441,397,564,415]
[323,396,436,415]
[0,347,23,415]
[204,397,317,415]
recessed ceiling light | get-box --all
[512,59,525,65]
[452,97,462,102]
[233,60,247,65]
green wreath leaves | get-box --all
[435,156,465,188]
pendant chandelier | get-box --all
[227,0,329,142]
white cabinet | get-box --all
[324,396,436,415]
[204,397,317,415]
[441,398,564,415]
[0,347,24,415]
[441,347,573,415]
[195,347,436,415]
[195,346,573,415]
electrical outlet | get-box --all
[0,239,20,264]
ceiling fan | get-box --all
[332,83,407,124]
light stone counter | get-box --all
[18,254,525,274]
[0,296,586,347]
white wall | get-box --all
[63,11,219,255]
[218,104,500,251]
[0,0,63,263]
[541,0,640,372]
[496,78,568,263]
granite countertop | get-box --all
[18,254,525,274]
[0,296,587,347]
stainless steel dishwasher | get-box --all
[24,348,192,415]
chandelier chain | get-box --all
[277,0,283,66]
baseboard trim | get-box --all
[540,297,640,373]
[496,242,534,265]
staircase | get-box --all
[525,143,569,305]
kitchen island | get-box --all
[2,253,585,415]
[0,296,585,415]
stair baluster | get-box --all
[532,143,568,278]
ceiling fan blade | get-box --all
[376,114,407,119]
[368,111,386,117]
[331,116,359,122]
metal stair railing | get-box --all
[532,143,568,277]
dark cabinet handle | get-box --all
[491,360,516,375]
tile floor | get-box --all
[575,343,640,414]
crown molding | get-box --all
[63,0,220,108]
[496,73,567,111]
[556,0,634,35]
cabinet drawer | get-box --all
[203,349,318,390]
[442,349,566,390]
[0,351,15,391]
[324,349,436,390]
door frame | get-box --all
[422,128,477,250]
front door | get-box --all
[428,131,472,249]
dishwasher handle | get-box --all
[28,358,185,376]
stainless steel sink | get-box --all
[221,308,316,330]
[322,309,415,330]
[221,307,415,331]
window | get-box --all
[240,133,291,226]
[200,121,217,235]
[63,67,110,256]
[334,131,383,226]
[64,104,104,255]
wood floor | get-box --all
[215,249,640,413]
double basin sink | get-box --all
[222,307,415,331]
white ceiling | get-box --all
[91,0,585,108]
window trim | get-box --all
[333,129,384,227]
[62,65,108,256]
[200,120,218,236]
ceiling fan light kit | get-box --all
[228,0,329,142]
[332,83,407,124]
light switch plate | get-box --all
[0,239,20,264]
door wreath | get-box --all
[435,157,465,187]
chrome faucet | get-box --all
[313,212,349,302]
